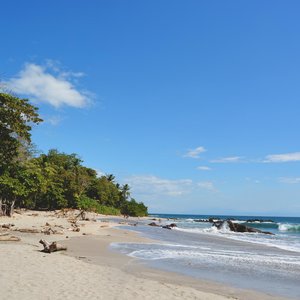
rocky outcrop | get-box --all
[148,222,160,227]
[213,220,274,235]
[162,223,177,230]
[148,222,177,229]
[246,219,274,223]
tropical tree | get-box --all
[0,92,42,170]
[0,92,42,216]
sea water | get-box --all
[109,214,300,299]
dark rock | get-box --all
[208,217,220,223]
[213,220,274,235]
[246,219,274,223]
[162,223,177,230]
[148,222,160,227]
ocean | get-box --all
[109,214,300,299]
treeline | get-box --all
[0,92,148,217]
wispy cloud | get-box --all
[95,169,105,178]
[197,181,215,190]
[45,115,64,126]
[211,156,243,163]
[264,152,300,163]
[279,177,300,184]
[126,175,193,196]
[197,166,212,171]
[183,146,206,159]
[6,62,92,108]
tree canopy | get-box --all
[0,93,42,170]
[0,92,148,217]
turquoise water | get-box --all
[110,214,300,299]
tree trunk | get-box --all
[7,199,15,217]
[0,198,3,216]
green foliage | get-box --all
[77,195,120,215]
[0,93,42,170]
[121,199,148,217]
[0,92,148,217]
[97,205,120,216]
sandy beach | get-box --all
[0,210,289,300]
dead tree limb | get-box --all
[0,235,21,241]
[39,239,67,253]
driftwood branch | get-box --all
[39,239,67,253]
[0,235,21,242]
[15,228,40,233]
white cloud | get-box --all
[211,156,243,163]
[279,177,300,184]
[45,115,64,126]
[6,63,91,108]
[95,169,105,178]
[183,146,206,159]
[197,181,215,190]
[125,175,193,196]
[197,166,212,171]
[264,152,300,163]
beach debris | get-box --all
[0,235,21,242]
[29,213,39,217]
[76,210,87,221]
[42,227,64,235]
[213,220,274,235]
[67,217,81,232]
[0,233,9,236]
[0,223,15,229]
[14,228,40,233]
[39,239,67,253]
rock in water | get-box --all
[148,222,160,226]
[213,220,274,235]
[162,223,177,230]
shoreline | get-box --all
[0,210,291,300]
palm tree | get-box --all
[106,174,115,183]
[121,184,130,201]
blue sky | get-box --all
[1,1,300,216]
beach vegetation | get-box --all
[121,199,148,217]
[0,92,148,217]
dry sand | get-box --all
[0,210,288,300]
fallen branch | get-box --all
[0,223,15,229]
[15,228,40,233]
[0,233,9,237]
[42,227,64,235]
[0,235,21,242]
[39,239,67,253]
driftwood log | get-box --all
[39,239,67,253]
[0,223,15,229]
[0,235,21,242]
[15,228,40,233]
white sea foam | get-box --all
[124,244,300,269]
[173,226,300,253]
[185,218,194,222]
[279,223,300,232]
